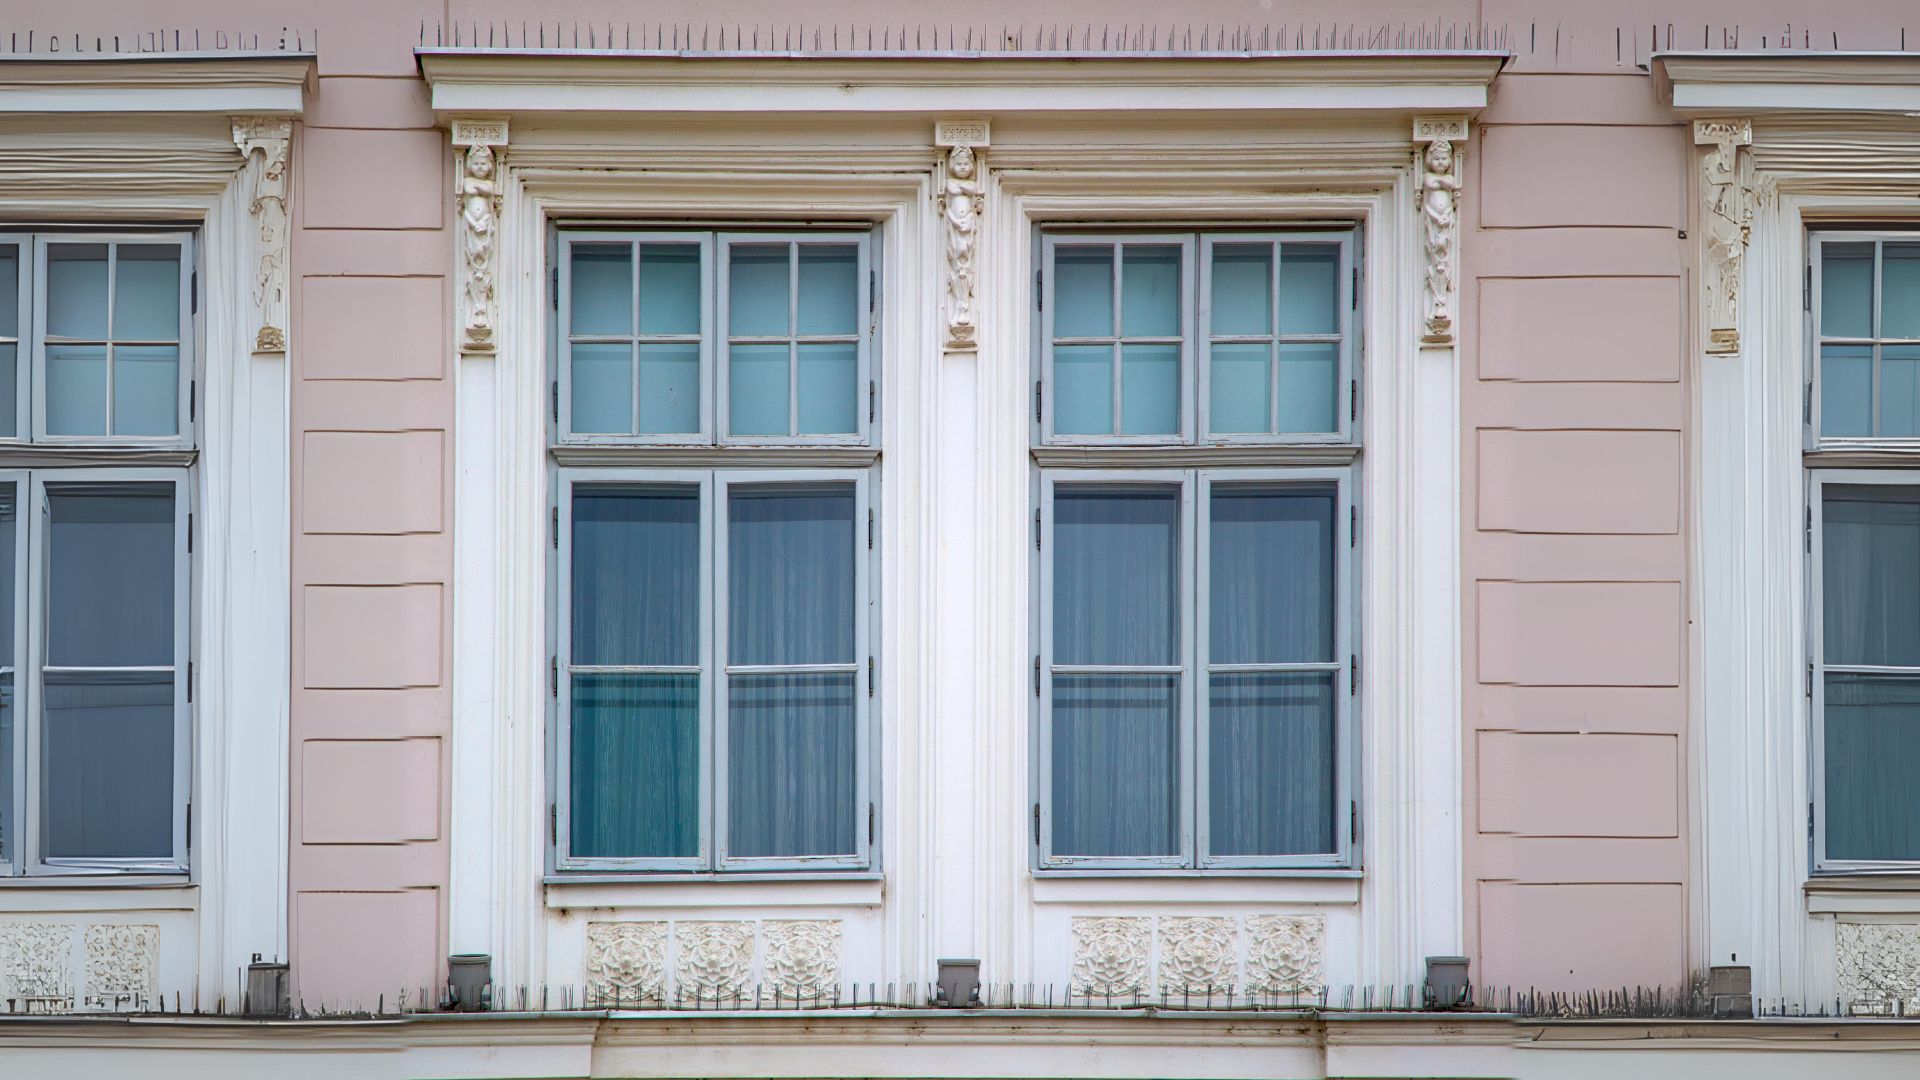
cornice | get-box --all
[0,54,313,115]
[419,50,1506,118]
[1656,51,1920,115]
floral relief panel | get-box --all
[1070,916,1151,997]
[586,921,667,1006]
[1246,914,1325,995]
[1836,921,1920,1013]
[763,919,841,1001]
[673,921,755,1002]
[1158,916,1237,995]
[82,924,158,1010]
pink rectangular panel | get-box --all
[300,276,447,381]
[1478,277,1681,382]
[296,889,439,1006]
[303,430,445,535]
[1479,126,1685,229]
[1478,731,1679,837]
[301,129,445,229]
[1478,581,1682,686]
[302,584,443,690]
[1478,429,1681,535]
[301,738,441,844]
[1478,882,1685,990]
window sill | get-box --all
[544,873,884,911]
[1806,874,1920,914]
[1031,872,1360,906]
[0,877,196,913]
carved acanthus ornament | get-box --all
[1158,917,1237,995]
[1245,914,1325,995]
[1695,118,1754,355]
[452,118,509,355]
[936,119,989,353]
[763,919,841,1000]
[586,921,666,1006]
[1413,116,1468,345]
[673,921,754,1002]
[1070,916,1150,997]
[231,116,293,354]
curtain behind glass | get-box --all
[0,486,12,865]
[1823,485,1920,666]
[1826,672,1920,861]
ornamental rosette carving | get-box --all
[763,919,841,1001]
[0,922,75,1011]
[1837,921,1920,1013]
[673,921,754,1002]
[1695,118,1754,355]
[1070,916,1150,997]
[586,921,666,1006]
[1245,914,1325,995]
[232,116,293,354]
[83,924,158,1010]
[1158,917,1237,995]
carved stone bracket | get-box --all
[1413,115,1468,346]
[453,118,509,356]
[936,118,989,353]
[231,116,294,354]
[1695,118,1754,355]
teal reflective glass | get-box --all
[46,483,175,667]
[797,245,859,336]
[43,671,173,859]
[45,244,108,340]
[638,244,700,336]
[570,243,631,336]
[1121,245,1181,337]
[0,344,14,438]
[1209,343,1269,434]
[1053,246,1114,338]
[112,345,178,436]
[1821,343,1873,437]
[1053,486,1179,666]
[45,344,106,436]
[570,343,632,434]
[571,485,700,666]
[0,245,16,338]
[1279,244,1339,335]
[1822,484,1920,667]
[728,672,857,858]
[1210,243,1272,336]
[728,484,855,665]
[728,344,789,436]
[1823,242,1875,338]
[1887,243,1920,340]
[570,673,700,859]
[1885,345,1920,438]
[1051,673,1180,858]
[1825,672,1920,861]
[0,488,8,866]
[796,343,857,434]
[1052,344,1112,435]
[1276,343,1339,433]
[1120,343,1179,435]
[1208,672,1335,857]
[1210,484,1335,664]
[112,245,180,341]
[729,245,789,337]
[637,343,700,435]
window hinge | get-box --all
[551,507,559,549]
[550,266,560,309]
[1804,380,1813,425]
[190,270,198,315]
[551,381,559,423]
[1034,508,1041,550]
[186,803,192,849]
[189,380,195,423]
[1350,801,1359,844]
[868,508,874,550]
[1351,266,1359,309]
[550,655,558,697]
[1808,801,1815,843]
[1350,654,1359,695]
[550,804,558,845]
[1033,803,1041,845]
[867,803,875,845]
[1804,264,1812,311]
[1035,380,1044,423]
[868,380,876,424]
[868,656,875,697]
[1349,506,1357,548]
[1807,663,1815,699]
[1034,655,1042,697]
[1035,269,1044,312]
[186,513,193,554]
[869,269,876,313]
[1350,379,1358,422]
[1805,505,1813,553]
[187,660,193,703]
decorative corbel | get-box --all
[452,118,509,355]
[1695,118,1754,355]
[231,116,294,354]
[1413,115,1468,346]
[936,118,989,353]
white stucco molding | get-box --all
[452,118,510,356]
[1412,115,1465,345]
[1693,118,1753,356]
[417,51,1504,117]
[1659,52,1920,115]
[0,54,312,114]
[231,116,293,354]
[936,118,988,353]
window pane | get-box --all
[1886,345,1920,438]
[47,484,175,667]
[570,673,699,859]
[1276,343,1339,433]
[728,485,855,666]
[1823,484,1920,667]
[1822,344,1873,437]
[797,343,858,435]
[570,243,632,336]
[0,244,17,338]
[1119,343,1179,435]
[1208,672,1335,857]
[1823,242,1875,339]
[1209,343,1269,434]
[797,245,859,336]
[1051,673,1179,858]
[1279,244,1340,335]
[571,485,699,666]
[46,344,107,435]
[570,343,632,434]
[0,487,13,867]
[1888,244,1920,340]
[1826,672,1920,861]
[727,672,856,858]
[1211,243,1272,336]
[1053,487,1178,666]
[637,343,700,435]
[1053,246,1114,338]
[1052,344,1113,435]
[112,245,180,341]
[42,670,173,859]
[728,343,789,436]
[1121,245,1181,338]
[0,344,15,438]
[45,244,107,340]
[1211,484,1335,664]
[638,243,700,336]
[729,245,789,337]
[112,345,178,437]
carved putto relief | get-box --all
[1245,914,1325,995]
[936,119,989,352]
[231,116,293,354]
[83,924,158,1010]
[1158,917,1237,995]
[673,921,754,1002]
[1070,916,1151,997]
[1695,118,1754,355]
[586,921,667,1006]
[762,919,841,1000]
[1413,116,1468,345]
[453,119,509,355]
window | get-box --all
[0,233,194,876]
[1811,232,1920,870]
[553,229,877,873]
[1033,229,1356,872]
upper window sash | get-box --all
[1809,231,1920,447]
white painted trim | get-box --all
[0,56,311,116]
[1660,53,1920,115]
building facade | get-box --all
[2,2,1920,1077]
